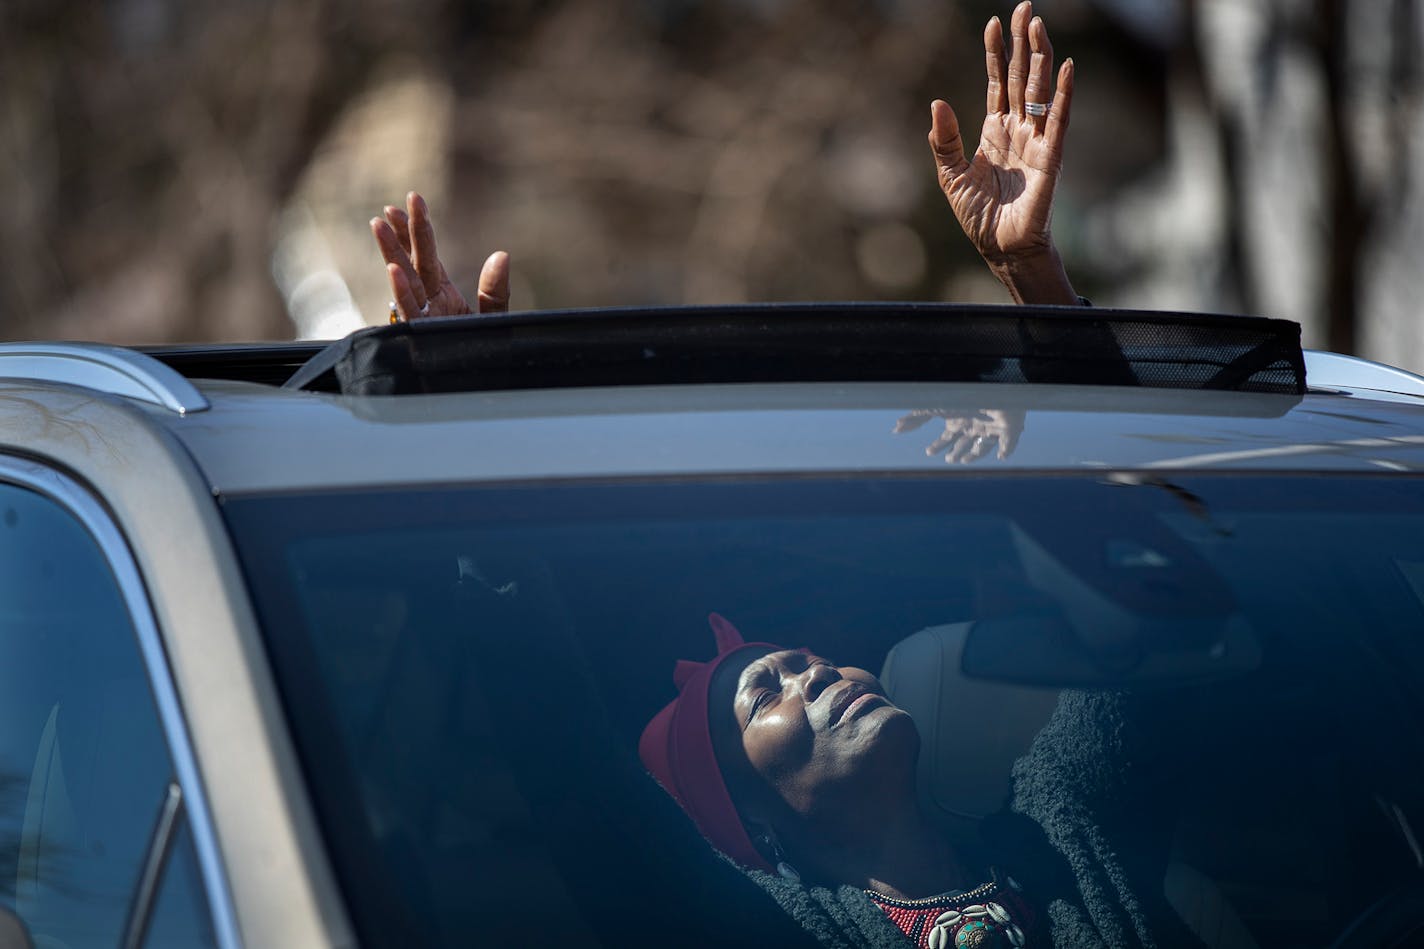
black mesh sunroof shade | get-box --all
[283,303,1305,396]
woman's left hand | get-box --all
[894,408,1025,463]
[930,1,1077,305]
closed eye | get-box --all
[746,687,777,725]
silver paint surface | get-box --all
[157,380,1424,494]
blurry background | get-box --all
[2,0,1422,366]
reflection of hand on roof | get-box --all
[370,191,510,321]
[894,408,1025,463]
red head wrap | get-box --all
[638,613,780,872]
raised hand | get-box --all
[930,2,1077,305]
[370,191,511,321]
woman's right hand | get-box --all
[370,191,511,321]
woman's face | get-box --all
[710,648,917,824]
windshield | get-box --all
[223,474,1424,948]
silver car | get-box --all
[0,304,1421,948]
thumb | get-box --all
[928,100,970,180]
[476,251,511,313]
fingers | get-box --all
[926,425,961,458]
[370,216,405,267]
[894,410,936,434]
[961,434,996,464]
[944,424,997,464]
[987,409,1023,459]
[476,251,511,313]
[378,191,505,320]
[1045,58,1074,158]
[386,262,423,322]
[1024,15,1053,133]
[984,15,1008,116]
[945,430,978,464]
[998,424,1021,460]
[407,191,446,301]
[371,216,423,304]
[384,205,413,256]
[1006,1,1033,117]
[928,100,970,183]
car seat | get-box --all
[881,622,1259,949]
[879,623,1061,842]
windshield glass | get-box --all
[223,474,1424,948]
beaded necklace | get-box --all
[866,870,1038,949]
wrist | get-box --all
[986,245,1079,306]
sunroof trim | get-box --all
[284,303,1306,398]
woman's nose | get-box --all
[799,662,840,704]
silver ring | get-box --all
[418,300,431,318]
[1025,102,1049,117]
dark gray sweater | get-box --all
[746,690,1207,948]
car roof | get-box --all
[3,304,1424,494]
[139,377,1424,495]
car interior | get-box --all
[222,473,1424,948]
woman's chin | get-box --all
[850,704,920,767]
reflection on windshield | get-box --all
[1144,432,1424,470]
[225,475,1424,948]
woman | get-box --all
[639,614,1203,949]
[639,614,1037,947]
[370,2,1084,321]
[367,10,1202,945]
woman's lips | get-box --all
[828,684,887,727]
[840,692,887,724]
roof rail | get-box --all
[1303,350,1424,399]
[0,343,210,414]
